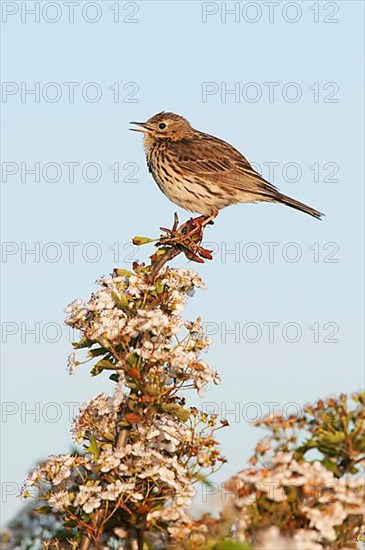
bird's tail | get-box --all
[274,192,324,220]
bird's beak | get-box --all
[129,121,152,134]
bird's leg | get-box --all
[178,208,218,239]
[171,209,218,242]
[179,209,218,260]
[201,208,218,227]
[194,208,218,229]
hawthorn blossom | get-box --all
[74,483,102,514]
[26,454,76,488]
[225,450,365,549]
[100,480,135,501]
[254,526,295,550]
[293,529,323,550]
[47,490,72,513]
[302,502,347,542]
[72,393,116,444]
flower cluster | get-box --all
[217,394,365,550]
[253,392,365,479]
[224,451,364,548]
[23,407,225,545]
[65,267,218,398]
[253,526,322,550]
[22,264,226,546]
[158,393,364,550]
[23,425,194,515]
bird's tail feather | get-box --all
[274,192,324,220]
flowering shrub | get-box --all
[203,393,365,550]
[225,451,364,549]
[21,258,226,548]
[2,221,364,549]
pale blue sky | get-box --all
[1,0,364,527]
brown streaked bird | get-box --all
[130,112,323,219]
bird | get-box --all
[130,112,323,220]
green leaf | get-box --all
[109,373,120,382]
[154,247,168,256]
[155,281,164,294]
[318,430,346,446]
[127,353,139,368]
[114,268,133,277]
[62,520,77,528]
[73,337,94,349]
[132,236,155,246]
[91,365,103,376]
[321,457,340,475]
[94,359,116,371]
[111,291,129,310]
[34,506,52,514]
[160,403,190,422]
[85,436,99,459]
[88,347,108,358]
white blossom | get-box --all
[74,484,102,514]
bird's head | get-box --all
[130,112,193,147]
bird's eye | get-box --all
[159,123,166,130]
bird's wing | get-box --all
[167,133,280,199]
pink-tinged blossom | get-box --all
[48,490,72,513]
[74,484,102,514]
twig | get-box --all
[149,247,181,281]
[148,213,215,281]
[117,428,129,450]
[135,515,147,550]
[80,535,91,550]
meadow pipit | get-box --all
[130,112,323,220]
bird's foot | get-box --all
[160,210,218,243]
[156,212,216,263]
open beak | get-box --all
[129,121,152,134]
